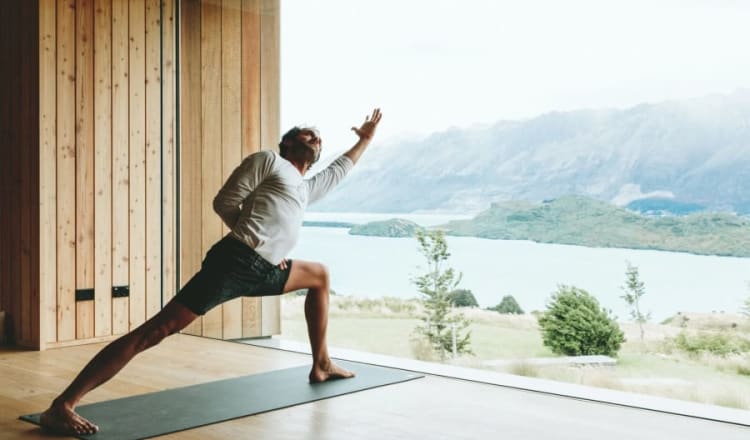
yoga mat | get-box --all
[20,360,423,440]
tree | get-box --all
[412,229,473,360]
[488,295,524,314]
[447,289,479,307]
[538,285,625,357]
[621,261,651,341]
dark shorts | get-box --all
[173,236,292,315]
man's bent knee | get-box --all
[284,260,331,292]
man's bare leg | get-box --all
[39,300,198,435]
[283,260,354,382]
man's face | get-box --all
[296,128,322,162]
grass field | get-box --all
[280,295,750,410]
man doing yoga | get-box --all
[40,108,383,435]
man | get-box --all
[40,108,383,435]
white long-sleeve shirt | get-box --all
[213,150,353,265]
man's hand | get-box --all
[351,108,382,141]
[278,259,289,271]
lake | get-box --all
[292,213,750,322]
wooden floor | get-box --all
[1,334,748,440]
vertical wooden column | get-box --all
[259,0,281,336]
[94,0,113,338]
[129,0,147,330]
[145,0,162,318]
[221,0,244,340]
[240,0,263,338]
[179,0,204,337]
[111,0,130,336]
[200,0,224,339]
[57,0,77,343]
[162,0,177,305]
[39,0,57,347]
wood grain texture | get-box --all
[75,0,95,340]
[145,0,162,318]
[200,0,224,339]
[129,0,147,329]
[56,0,77,342]
[161,0,177,304]
[179,0,204,336]
[221,0,243,340]
[241,0,262,338]
[259,0,281,336]
[94,0,113,338]
[111,0,130,335]
[39,0,58,347]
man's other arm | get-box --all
[213,150,273,229]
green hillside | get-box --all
[348,218,423,237]
[442,196,750,257]
[346,196,750,257]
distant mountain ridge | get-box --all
[312,90,750,214]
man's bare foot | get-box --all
[309,359,355,383]
[39,403,99,436]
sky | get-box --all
[280,0,750,162]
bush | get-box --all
[672,331,750,357]
[537,285,625,357]
[447,289,479,307]
[488,295,524,314]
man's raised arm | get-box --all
[344,108,383,165]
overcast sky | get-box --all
[280,0,750,161]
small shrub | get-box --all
[537,285,625,357]
[488,295,524,314]
[447,289,479,307]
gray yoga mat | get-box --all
[20,360,423,440]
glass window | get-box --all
[278,0,750,414]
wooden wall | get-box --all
[0,0,278,349]
[179,0,281,340]
[0,0,177,349]
[43,0,177,348]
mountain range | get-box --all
[311,90,750,215]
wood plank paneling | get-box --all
[4,0,183,348]
[201,0,224,339]
[145,0,162,318]
[180,0,204,336]
[221,0,243,340]
[40,0,58,347]
[94,0,113,338]
[241,0,262,338]
[129,0,147,329]
[75,0,95,340]
[57,0,77,342]
[111,0,130,336]
[162,0,177,303]
[259,0,281,336]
